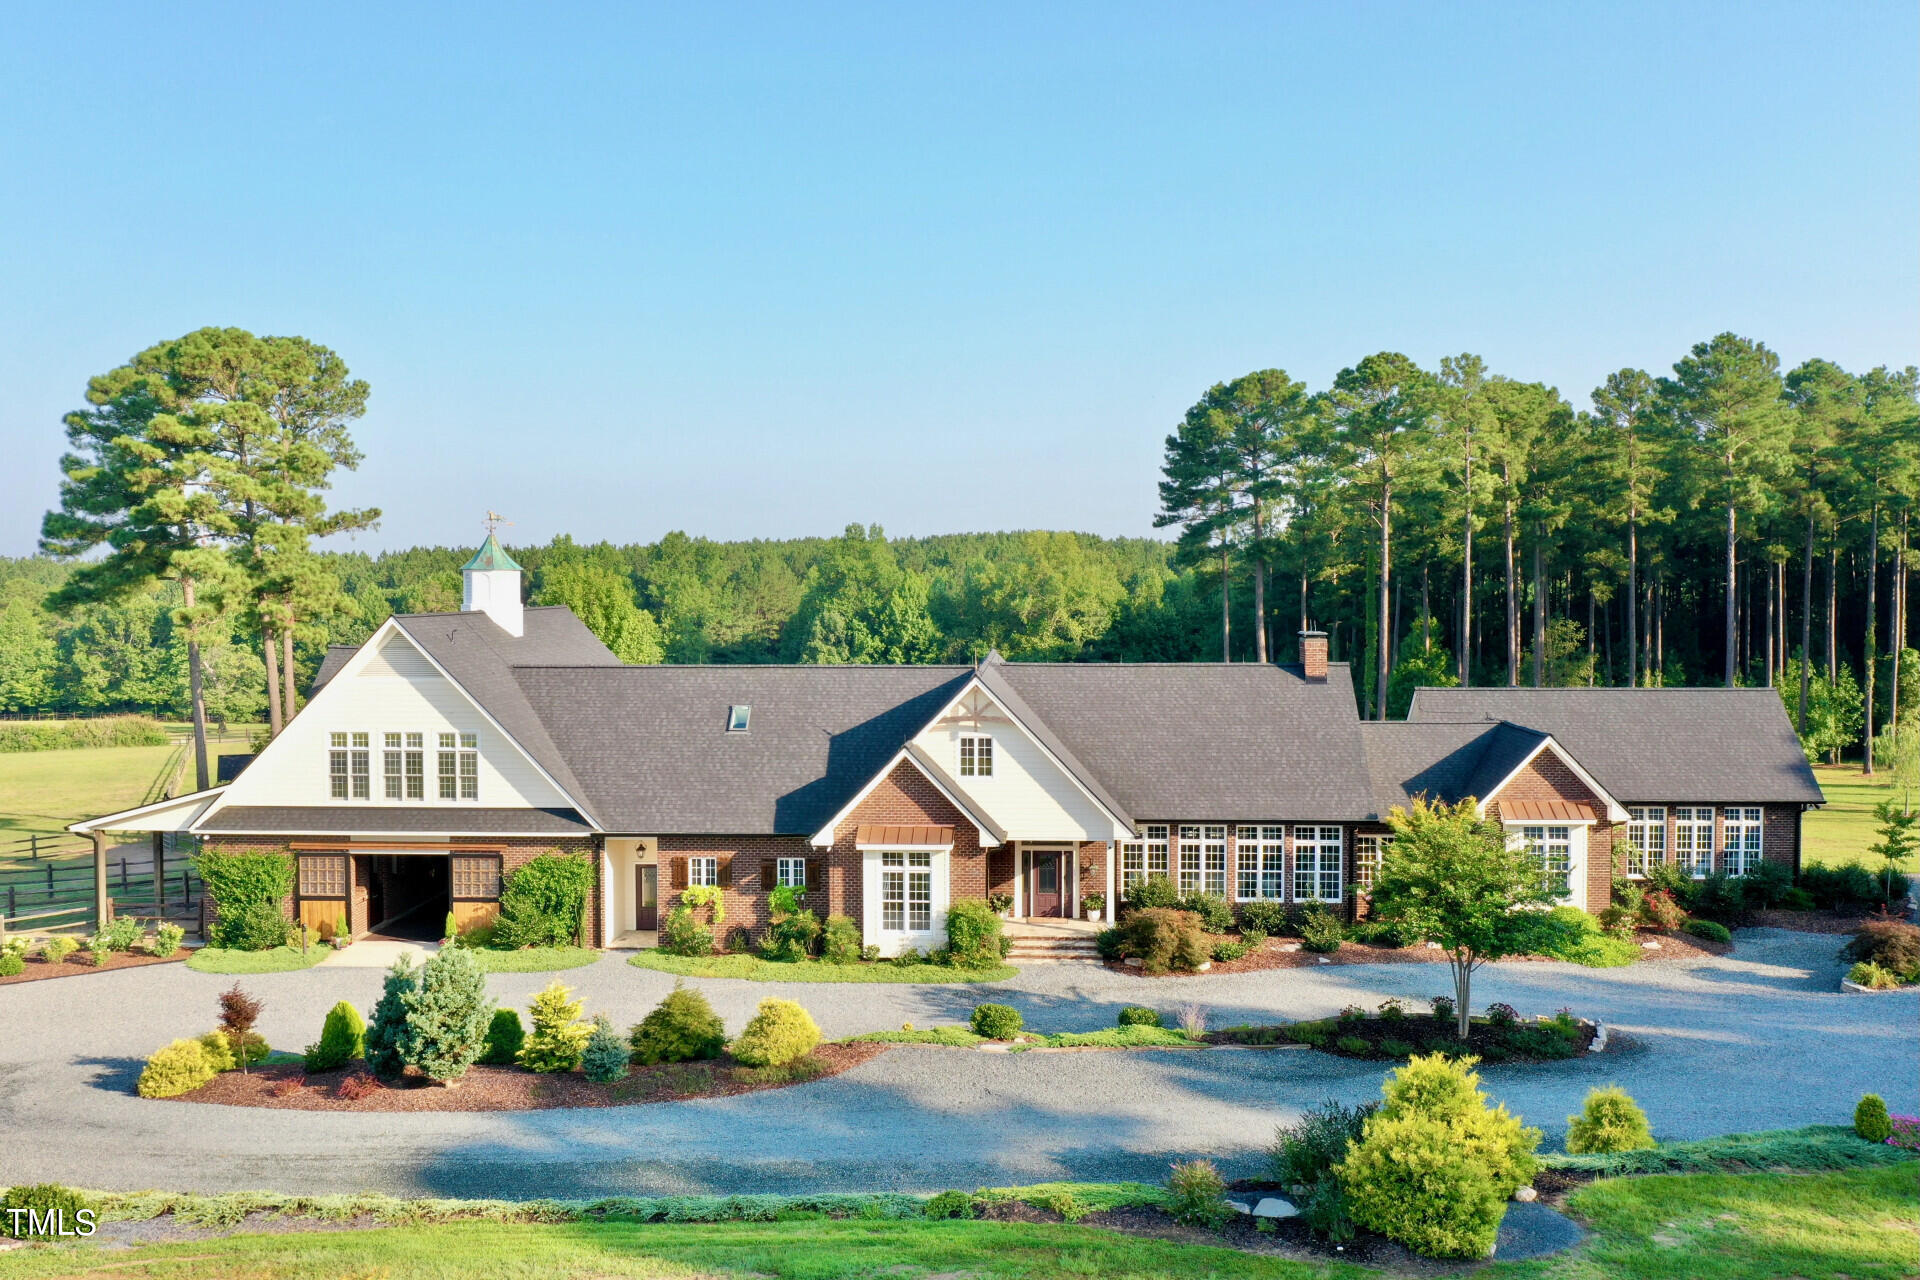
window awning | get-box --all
[855,824,954,849]
[1499,800,1597,823]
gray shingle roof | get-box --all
[1357,721,1550,819]
[991,660,1378,821]
[195,806,592,835]
[308,645,358,696]
[1405,687,1825,804]
[513,664,975,834]
[391,608,621,823]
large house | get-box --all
[74,537,1826,952]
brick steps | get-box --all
[1006,937,1103,963]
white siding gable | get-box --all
[911,685,1122,841]
[211,628,572,812]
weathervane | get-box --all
[484,510,511,535]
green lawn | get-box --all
[628,948,1017,984]
[186,944,331,974]
[1803,764,1917,872]
[0,733,257,845]
[471,945,602,973]
[844,1024,1202,1050]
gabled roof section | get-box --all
[516,663,975,834]
[308,644,358,696]
[462,533,522,572]
[1358,719,1625,822]
[71,786,228,834]
[966,655,1134,830]
[388,606,621,825]
[1406,687,1825,804]
[989,659,1377,821]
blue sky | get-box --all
[2,2,1913,557]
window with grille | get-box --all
[1354,834,1391,889]
[1625,806,1666,877]
[688,856,718,887]
[879,850,933,932]
[1120,839,1145,888]
[1177,825,1202,894]
[1674,807,1714,877]
[1522,824,1573,897]
[1723,807,1763,875]
[776,856,808,888]
[437,732,478,800]
[1292,826,1343,902]
[328,732,371,799]
[959,735,993,777]
[380,732,431,801]
[451,854,501,900]
[1236,825,1287,900]
[330,734,349,799]
[298,854,346,899]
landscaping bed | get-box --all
[167,1042,883,1112]
[0,947,187,985]
[1208,1003,1595,1062]
[629,948,1016,984]
[846,1025,1203,1052]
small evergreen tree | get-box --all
[518,980,592,1073]
[629,983,727,1064]
[363,955,419,1079]
[303,1001,367,1074]
[581,1015,631,1084]
[479,1008,526,1066]
[400,945,493,1084]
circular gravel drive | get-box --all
[0,929,1910,1198]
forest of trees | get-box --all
[3,328,1914,776]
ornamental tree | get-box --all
[400,944,494,1084]
[1368,798,1570,1038]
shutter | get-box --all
[670,856,687,890]
[763,858,779,888]
[806,857,824,894]
[717,855,732,888]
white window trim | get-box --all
[1674,807,1716,879]
[958,733,994,778]
[776,856,808,889]
[1722,806,1764,877]
[1354,833,1392,890]
[860,845,950,957]
[1235,825,1287,902]
[1291,825,1344,903]
[688,856,718,888]
[1624,806,1666,878]
[1503,820,1589,910]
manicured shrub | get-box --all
[763,907,821,962]
[42,935,78,963]
[1689,872,1749,926]
[196,851,295,949]
[1165,1159,1230,1228]
[1179,891,1235,934]
[1211,936,1253,962]
[1741,860,1793,907]
[1848,960,1906,989]
[1683,918,1733,944]
[629,983,727,1064]
[821,914,862,964]
[1842,918,1920,980]
[1855,1094,1893,1143]
[1117,1006,1163,1028]
[1113,907,1208,974]
[659,905,714,957]
[519,981,593,1073]
[944,898,1004,968]
[1299,906,1344,953]
[494,853,595,948]
[400,945,493,1083]
[923,1190,974,1220]
[1347,918,1407,947]
[1375,1053,1539,1194]
[303,1001,367,1074]
[1123,872,1180,911]
[1269,1097,1376,1188]
[150,922,184,957]
[442,910,459,942]
[1638,888,1687,930]
[732,997,821,1067]
[581,1016,631,1084]
[1339,1110,1505,1257]
[0,954,22,977]
[1779,886,1817,911]
[364,956,421,1079]
[1565,1086,1655,1154]
[1335,1035,1370,1055]
[969,1002,1023,1040]
[1237,900,1292,935]
[137,1038,220,1098]
[479,1008,526,1065]
[1,1184,91,1238]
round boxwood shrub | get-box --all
[1,1184,91,1239]
[630,983,727,1064]
[1340,1110,1506,1257]
[1565,1086,1655,1154]
[214,899,291,952]
[732,997,821,1067]
[1682,918,1732,945]
[1117,1005,1163,1028]
[303,1001,367,1074]
[923,1190,974,1220]
[1856,1093,1893,1143]
[0,953,23,977]
[479,1008,527,1066]
[969,1002,1023,1040]
[137,1038,220,1098]
[581,1016,631,1084]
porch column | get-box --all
[1011,843,1023,917]
[1104,840,1115,923]
[92,831,110,928]
[152,831,167,914]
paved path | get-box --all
[0,930,1911,1198]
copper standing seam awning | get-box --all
[854,825,955,848]
[1498,800,1598,823]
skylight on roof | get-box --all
[727,705,751,733]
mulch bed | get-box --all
[1110,926,1734,978]
[1747,907,1875,935]
[0,949,188,986]
[1208,1010,1595,1063]
[1082,1201,1460,1275]
[169,1042,885,1112]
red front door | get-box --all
[635,864,659,931]
[1028,850,1066,918]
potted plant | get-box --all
[332,914,351,949]
[988,893,1014,919]
[1081,893,1105,921]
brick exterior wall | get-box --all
[1481,749,1615,911]
[1617,803,1800,877]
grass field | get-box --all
[0,1165,1910,1280]
[1804,764,1918,871]
[0,729,258,846]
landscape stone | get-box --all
[1253,1197,1298,1219]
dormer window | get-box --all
[727,705,751,733]
[959,734,993,777]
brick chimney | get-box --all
[1298,630,1328,682]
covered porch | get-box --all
[61,787,228,936]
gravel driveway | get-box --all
[0,929,1910,1197]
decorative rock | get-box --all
[1253,1197,1299,1219]
[1226,1200,1252,1215]
[1316,956,1331,964]
[1426,941,1442,949]
[1196,961,1213,972]
[1513,1186,1538,1202]
[1641,940,1661,949]
[1125,957,1143,967]
[1589,1022,1609,1052]
[1280,943,1301,953]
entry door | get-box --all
[635,864,659,930]
[1028,850,1066,918]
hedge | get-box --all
[0,717,168,753]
